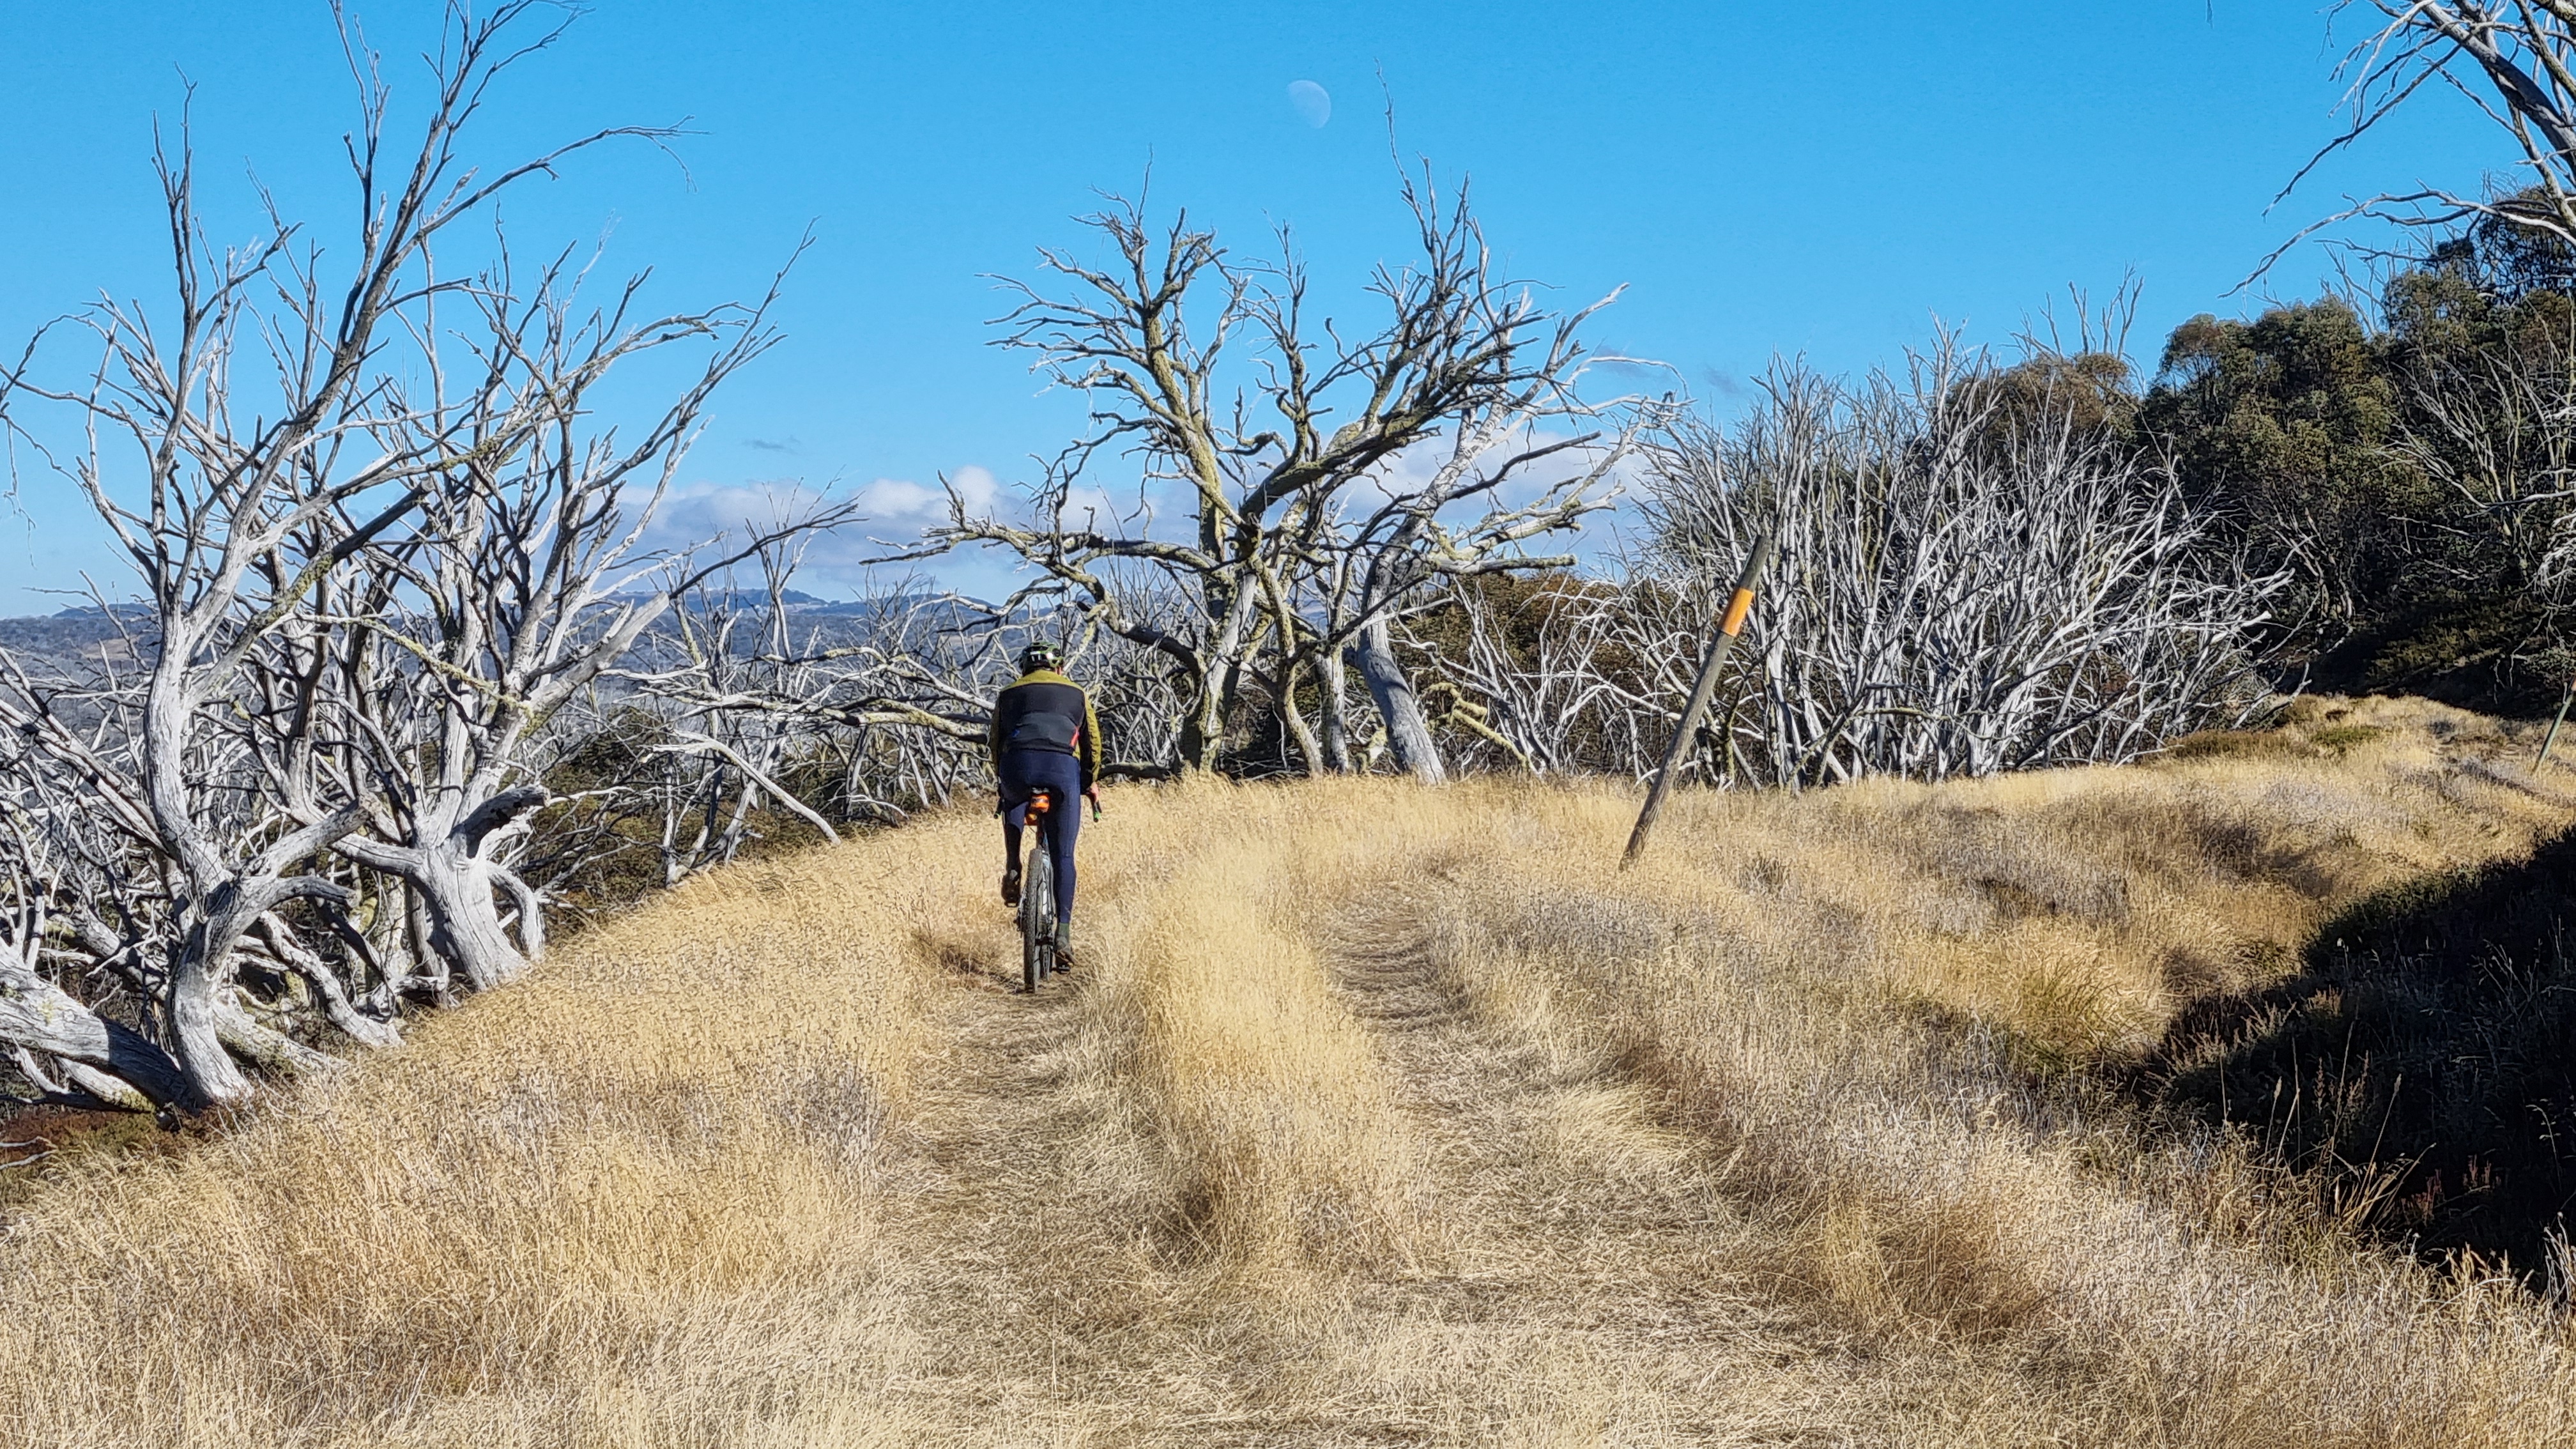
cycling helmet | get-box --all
[1018,640,1066,673]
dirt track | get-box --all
[870,878,1940,1446]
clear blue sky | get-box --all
[0,1,2502,611]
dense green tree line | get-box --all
[2141,217,2576,713]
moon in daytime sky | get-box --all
[1287,79,1331,128]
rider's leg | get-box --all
[997,751,1036,904]
[1025,752,1083,931]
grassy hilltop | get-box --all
[8,696,2576,1445]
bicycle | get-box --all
[1018,790,1062,992]
[1014,785,1102,992]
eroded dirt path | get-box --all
[1303,893,1875,1445]
[861,877,1948,1446]
[871,956,1122,1442]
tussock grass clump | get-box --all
[6,694,2576,1445]
[1108,799,1423,1267]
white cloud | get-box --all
[1057,484,1124,530]
[625,466,1038,600]
[845,464,1000,531]
[945,464,1003,516]
[855,477,940,520]
[622,431,1645,608]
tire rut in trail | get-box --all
[1314,892,1894,1445]
[871,958,1133,1440]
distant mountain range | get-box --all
[0,588,992,676]
[46,602,156,621]
[21,588,965,626]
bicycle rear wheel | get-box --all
[1022,834,1056,992]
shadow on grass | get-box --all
[0,1104,194,1215]
[2147,826,2576,1278]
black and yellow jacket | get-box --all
[986,668,1103,788]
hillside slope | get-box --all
[6,696,2576,1446]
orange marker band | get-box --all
[1719,586,1757,636]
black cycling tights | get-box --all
[998,747,1083,924]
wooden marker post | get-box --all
[2538,677,2575,776]
[1621,528,1777,866]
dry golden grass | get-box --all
[6,694,2576,1445]
[0,839,960,1447]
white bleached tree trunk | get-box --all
[1352,618,1445,785]
[0,2,757,1105]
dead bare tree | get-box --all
[1621,340,2290,788]
[304,243,848,994]
[2273,4,2576,263]
[0,3,785,1104]
[1284,360,1662,782]
[936,167,1629,778]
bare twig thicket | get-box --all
[0,4,842,1107]
[2,696,2573,1444]
[935,167,1652,781]
[1411,339,2290,787]
[620,549,1201,828]
[2389,300,2576,614]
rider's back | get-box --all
[988,666,1100,779]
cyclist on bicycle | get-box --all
[990,641,1101,964]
